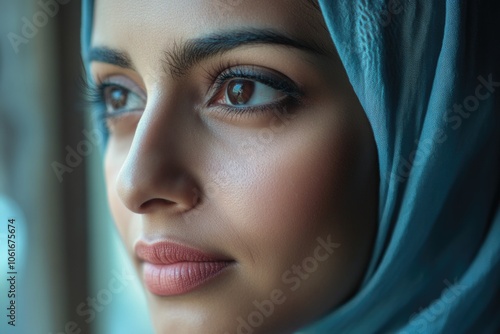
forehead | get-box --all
[91,0,329,72]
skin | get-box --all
[90,0,379,333]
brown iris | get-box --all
[227,79,255,105]
[106,86,129,110]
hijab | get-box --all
[81,1,500,332]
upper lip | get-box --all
[135,240,232,265]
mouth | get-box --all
[135,240,235,296]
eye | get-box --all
[102,84,145,117]
[206,66,302,119]
[223,79,286,107]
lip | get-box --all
[135,240,234,296]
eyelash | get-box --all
[80,77,112,130]
[82,62,303,128]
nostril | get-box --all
[137,192,201,213]
[138,198,177,212]
[190,187,201,207]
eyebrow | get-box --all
[88,29,330,77]
[88,47,133,69]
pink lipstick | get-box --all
[135,241,234,296]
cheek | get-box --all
[227,109,371,251]
[215,105,377,306]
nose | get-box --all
[115,96,201,214]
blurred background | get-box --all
[0,1,153,333]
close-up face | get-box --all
[90,0,379,333]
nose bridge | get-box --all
[115,92,200,214]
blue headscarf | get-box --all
[81,1,500,333]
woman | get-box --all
[81,0,500,333]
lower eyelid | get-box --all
[210,95,298,117]
[104,110,143,131]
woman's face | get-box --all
[90,0,378,333]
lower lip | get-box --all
[142,261,233,296]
